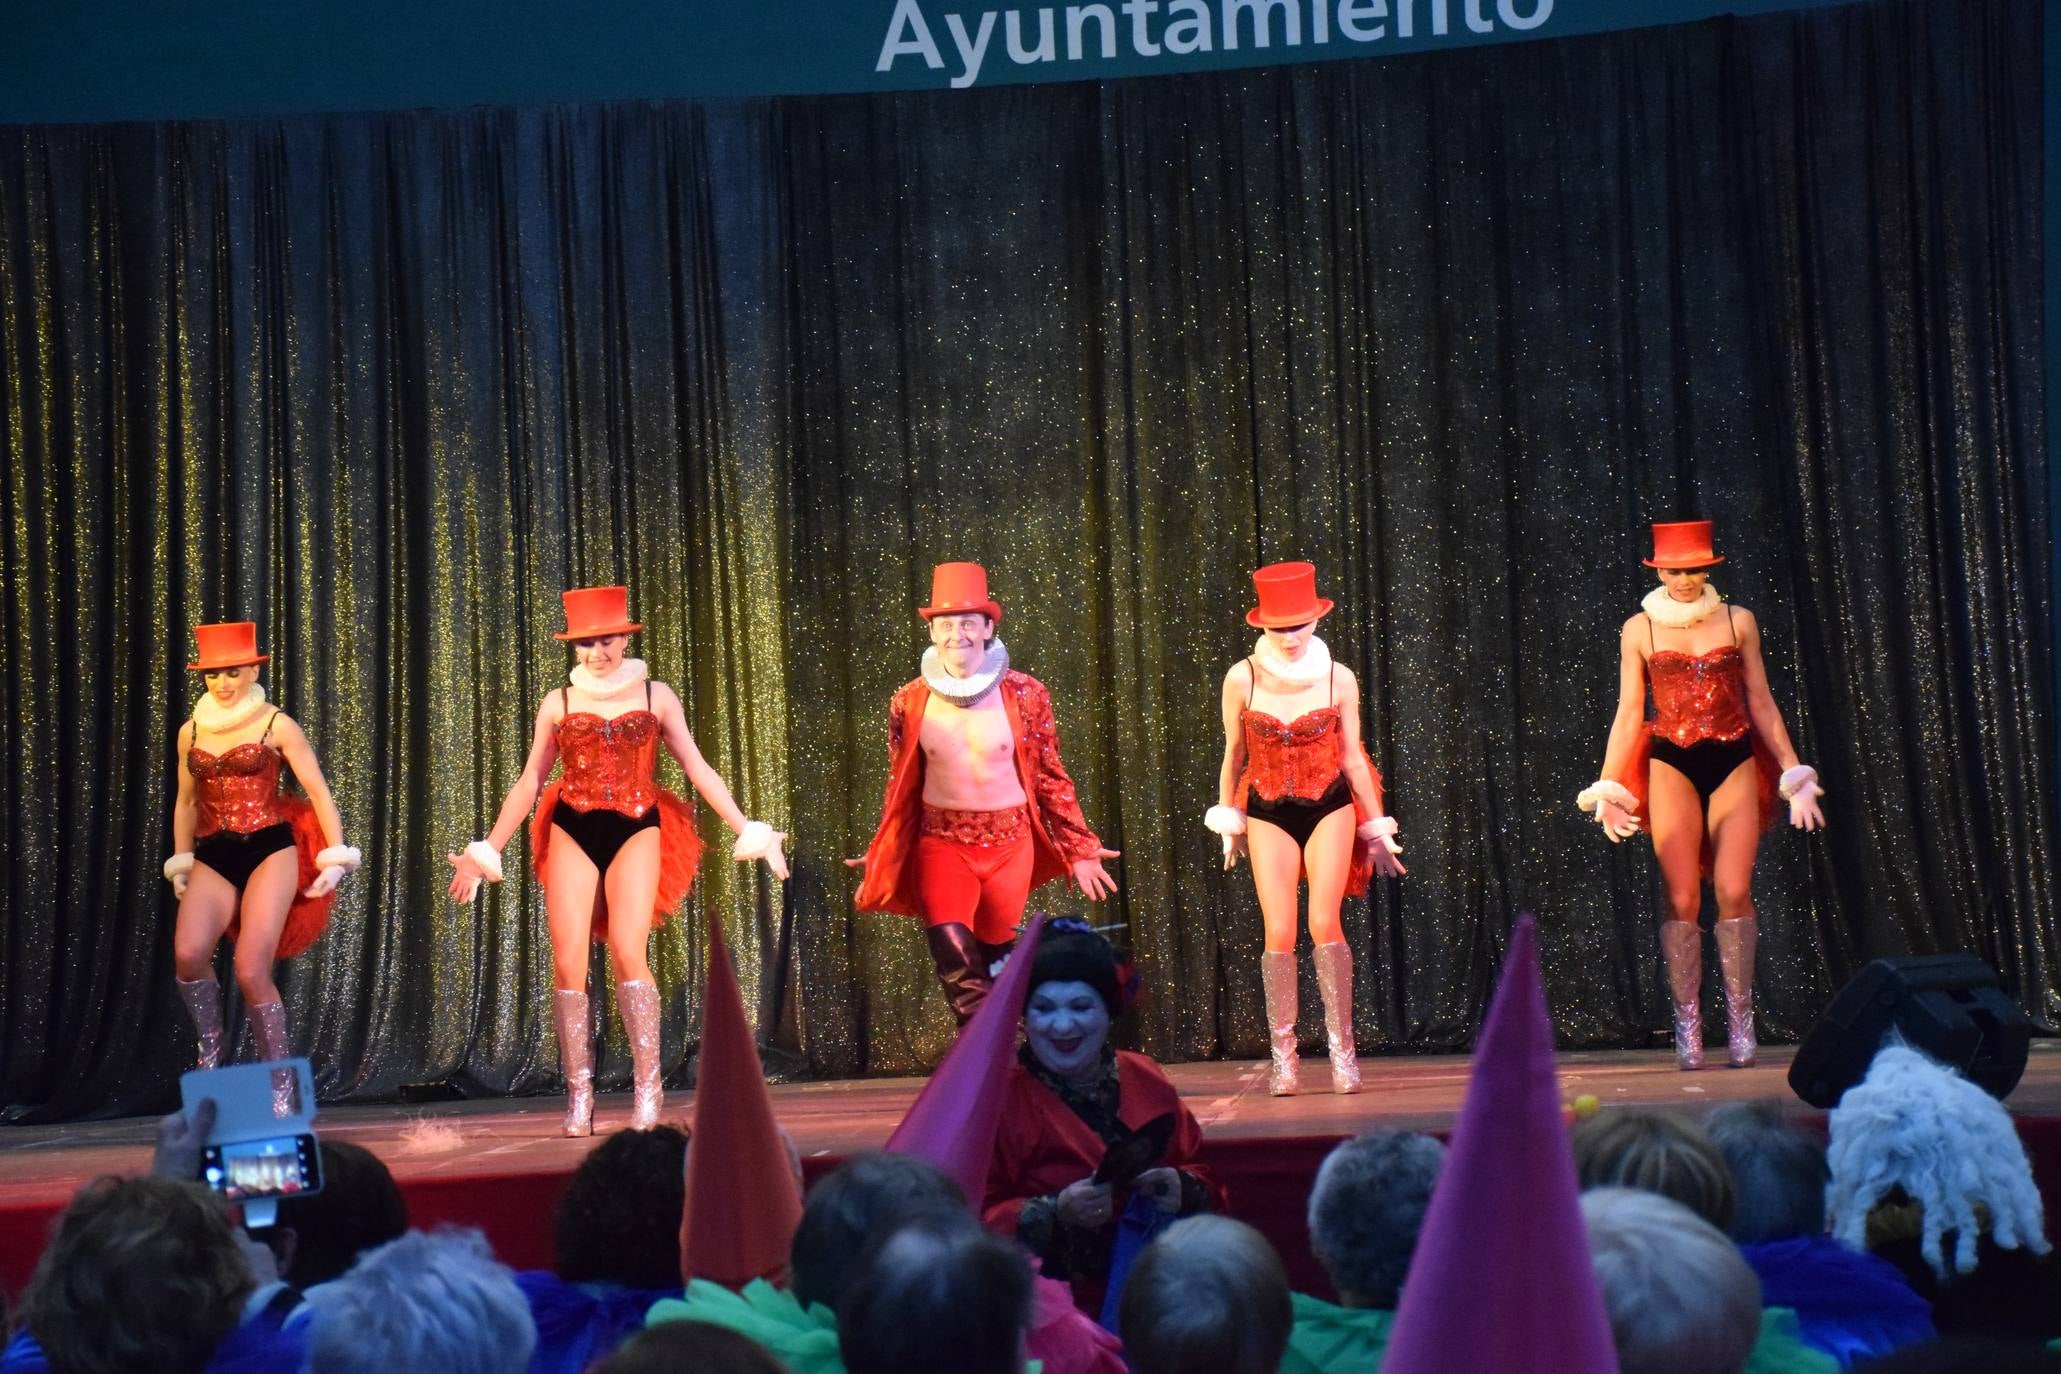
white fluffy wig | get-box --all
[1824,1044,2051,1278]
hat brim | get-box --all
[186,654,270,671]
[1640,555,1725,569]
[1246,597,1334,629]
[919,602,1003,625]
[553,622,644,641]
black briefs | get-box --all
[1649,735,1755,806]
[1244,775,1353,850]
[194,823,297,892]
[551,799,660,875]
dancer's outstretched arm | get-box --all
[1735,609,1825,830]
[447,695,560,901]
[652,681,788,878]
[1578,617,1650,841]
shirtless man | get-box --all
[851,563,1119,1024]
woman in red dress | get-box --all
[1578,522,1826,1069]
[983,922,1224,1315]
[447,587,788,1135]
[1205,563,1406,1096]
[165,622,360,1069]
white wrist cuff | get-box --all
[465,840,505,883]
[164,852,195,882]
[1575,780,1638,814]
[1778,765,1820,800]
[733,820,776,860]
[315,845,361,873]
[1204,805,1247,836]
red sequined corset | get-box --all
[1647,647,1752,748]
[1241,708,1345,802]
[190,744,291,837]
[556,711,661,816]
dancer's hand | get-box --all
[164,852,194,900]
[1135,1167,1183,1214]
[303,866,345,899]
[1576,781,1642,842]
[842,855,867,870]
[1222,832,1246,870]
[1359,816,1408,878]
[152,1096,216,1182]
[1780,765,1826,832]
[1071,850,1120,901]
[733,821,790,880]
[1056,1178,1115,1229]
[447,840,503,903]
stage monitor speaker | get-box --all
[1786,954,2032,1109]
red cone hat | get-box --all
[678,914,803,1288]
[884,913,1048,1206]
[1382,915,1618,1373]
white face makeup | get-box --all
[574,633,627,675]
[1657,567,1710,602]
[928,612,994,679]
[1025,979,1111,1081]
[202,664,258,703]
[1262,617,1320,660]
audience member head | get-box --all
[1826,1045,2051,1279]
[270,1139,410,1288]
[589,1319,786,1374]
[554,1124,689,1289]
[790,1152,965,1312]
[1118,1215,1293,1374]
[1572,1107,1736,1231]
[304,1228,535,1374]
[1305,1129,1446,1308]
[22,1175,257,1374]
[1703,1100,1828,1243]
[836,1210,1034,1374]
[1581,1187,1762,1374]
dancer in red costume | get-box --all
[1577,522,1827,1069]
[166,622,361,1071]
[447,587,788,1135]
[1205,563,1405,1096]
[851,563,1119,1025]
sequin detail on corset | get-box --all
[1241,708,1345,803]
[1647,647,1752,748]
[556,711,661,816]
[189,744,291,837]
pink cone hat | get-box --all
[884,913,1049,1206]
[1382,914,1619,1372]
[678,914,804,1289]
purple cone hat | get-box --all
[885,913,1049,1206]
[1382,914,1619,1373]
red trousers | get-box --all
[914,804,1035,945]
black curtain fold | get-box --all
[1,0,2050,1121]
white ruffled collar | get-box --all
[923,640,1009,706]
[1642,584,1724,629]
[570,657,650,701]
[1251,634,1333,686]
[192,682,270,735]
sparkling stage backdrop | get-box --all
[1,0,2052,1120]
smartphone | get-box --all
[201,1131,322,1202]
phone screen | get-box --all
[201,1133,320,1201]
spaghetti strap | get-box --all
[1245,658,1257,708]
[260,710,281,743]
[645,680,652,709]
[1646,613,1655,652]
[1725,604,1736,645]
[559,684,570,726]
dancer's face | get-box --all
[574,634,628,675]
[1026,979,1110,1082]
[928,612,994,679]
[1657,567,1709,602]
[1263,618,1319,660]
[202,665,258,703]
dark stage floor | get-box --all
[6,1042,2059,1295]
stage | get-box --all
[5,1042,2059,1299]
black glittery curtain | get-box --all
[2,0,2051,1121]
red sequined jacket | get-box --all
[855,670,1104,918]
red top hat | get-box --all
[187,622,270,671]
[553,586,644,641]
[1642,521,1725,569]
[1246,562,1335,628]
[919,562,1003,625]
